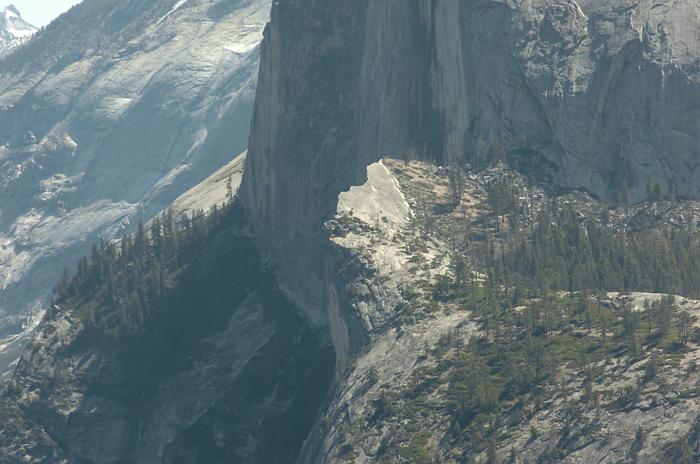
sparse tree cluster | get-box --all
[391,167,700,460]
[495,204,700,298]
[52,203,234,337]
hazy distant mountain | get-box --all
[0,0,268,377]
[0,4,37,54]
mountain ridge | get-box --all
[0,4,36,54]
[0,0,268,379]
[1,0,700,462]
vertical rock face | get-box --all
[241,0,371,325]
[242,0,700,323]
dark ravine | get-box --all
[2,205,335,463]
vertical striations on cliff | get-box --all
[242,0,700,324]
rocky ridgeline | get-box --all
[0,164,333,463]
[1,0,700,461]
[4,155,700,462]
[300,158,700,463]
[0,0,268,379]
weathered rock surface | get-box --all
[307,294,700,464]
[7,152,700,462]
[0,0,268,376]
[325,160,455,360]
[242,0,700,323]
[1,199,334,463]
[168,151,247,219]
[300,159,700,464]
[2,0,700,461]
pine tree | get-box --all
[449,168,463,208]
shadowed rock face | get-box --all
[1,206,335,464]
[2,2,699,461]
[0,153,336,464]
[0,0,269,370]
[241,0,700,323]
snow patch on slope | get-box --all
[157,0,189,24]
[0,4,36,54]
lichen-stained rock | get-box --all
[298,313,479,464]
[242,0,700,322]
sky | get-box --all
[5,0,81,27]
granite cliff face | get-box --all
[242,0,700,325]
[0,0,268,376]
[1,0,700,462]
[297,159,700,463]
